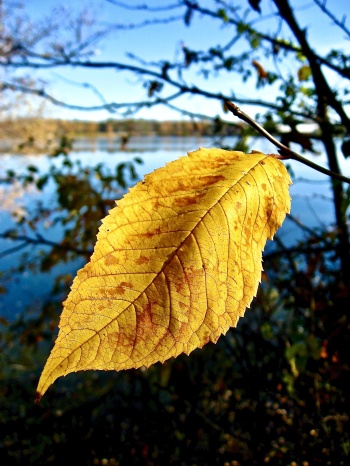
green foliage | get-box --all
[217,8,229,23]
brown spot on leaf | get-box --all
[177,321,188,340]
[115,281,133,295]
[200,331,211,347]
[139,226,162,238]
[168,174,226,194]
[136,255,150,265]
[200,174,226,186]
[183,265,200,288]
[175,281,184,293]
[107,331,131,350]
[138,302,154,332]
[106,331,118,349]
[175,192,206,207]
[105,254,118,266]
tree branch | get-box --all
[182,0,350,80]
[225,100,350,185]
[0,242,28,259]
[0,81,184,114]
[0,232,92,256]
[263,242,345,261]
[1,58,317,120]
[312,0,350,38]
[106,0,181,12]
[273,0,350,132]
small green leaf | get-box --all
[217,8,229,22]
[298,64,312,81]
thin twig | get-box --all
[106,0,180,11]
[182,0,350,80]
[0,242,28,259]
[312,0,350,39]
[272,236,298,275]
[0,233,91,256]
[263,243,344,261]
[225,100,350,185]
[286,213,327,240]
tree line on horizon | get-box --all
[0,115,241,139]
[0,113,328,155]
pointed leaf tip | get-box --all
[37,148,291,398]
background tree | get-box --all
[0,1,349,465]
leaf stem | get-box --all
[225,100,350,185]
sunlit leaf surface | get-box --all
[37,148,291,398]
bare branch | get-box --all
[0,81,183,114]
[263,242,344,261]
[287,213,328,240]
[162,100,225,122]
[273,0,350,131]
[103,14,183,30]
[272,235,299,275]
[0,242,28,259]
[105,0,181,12]
[1,57,318,121]
[51,73,109,105]
[225,100,350,185]
[183,1,350,80]
[312,0,350,38]
[0,232,91,256]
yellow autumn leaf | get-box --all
[36,148,291,399]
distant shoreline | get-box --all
[0,116,334,155]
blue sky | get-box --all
[14,0,350,121]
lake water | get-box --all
[1,135,349,321]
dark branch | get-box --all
[0,81,183,113]
[182,0,350,80]
[0,242,28,259]
[105,14,183,30]
[1,58,317,120]
[287,213,329,241]
[225,100,350,185]
[263,242,345,261]
[312,0,350,38]
[273,0,350,131]
[105,0,181,12]
[0,233,92,256]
